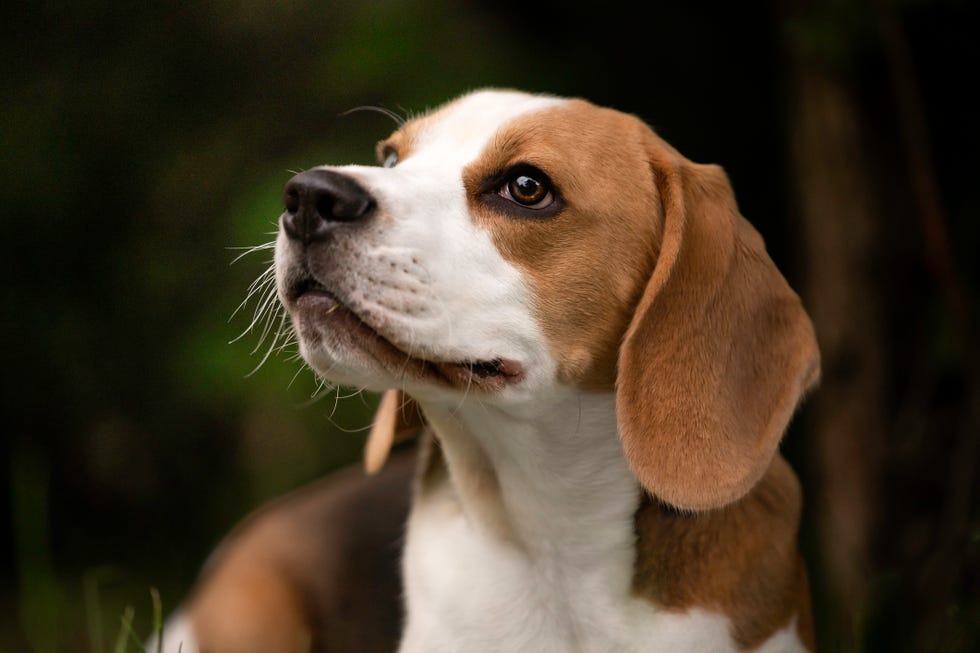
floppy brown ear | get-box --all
[616,134,820,511]
[364,389,425,474]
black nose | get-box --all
[281,169,375,243]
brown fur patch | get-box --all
[186,451,415,653]
[633,456,814,650]
[190,553,312,653]
[462,100,663,388]
[616,139,820,511]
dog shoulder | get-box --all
[633,455,814,651]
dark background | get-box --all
[2,1,977,651]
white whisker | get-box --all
[340,105,407,126]
[244,285,284,353]
[296,376,337,408]
[244,311,289,377]
[229,269,276,333]
[324,415,374,435]
[227,241,276,265]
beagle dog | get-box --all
[154,89,820,653]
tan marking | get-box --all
[185,452,415,653]
[633,456,814,651]
[188,518,314,653]
[376,132,409,166]
[375,114,426,164]
[365,389,425,474]
[616,138,820,511]
[463,100,663,388]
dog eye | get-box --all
[381,148,399,168]
[498,170,554,210]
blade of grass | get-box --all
[119,604,155,653]
[114,606,135,653]
[151,587,163,653]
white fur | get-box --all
[279,90,807,652]
[398,389,805,653]
[146,611,198,653]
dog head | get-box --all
[274,89,819,510]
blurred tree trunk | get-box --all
[784,55,887,650]
[781,2,979,651]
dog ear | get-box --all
[616,134,820,511]
[364,389,425,474]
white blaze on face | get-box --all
[321,91,568,395]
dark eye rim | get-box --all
[479,163,563,218]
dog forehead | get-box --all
[408,90,567,163]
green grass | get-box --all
[108,589,159,653]
[9,440,177,653]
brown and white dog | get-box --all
[154,89,820,653]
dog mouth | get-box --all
[287,277,525,390]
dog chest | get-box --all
[396,465,784,653]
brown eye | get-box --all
[499,171,554,209]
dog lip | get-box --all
[455,358,524,380]
[289,276,332,303]
[290,284,524,390]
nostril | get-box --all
[315,193,335,221]
[280,169,376,243]
[284,188,300,214]
[331,195,375,222]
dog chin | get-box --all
[288,299,526,396]
[294,339,389,392]
[294,332,503,400]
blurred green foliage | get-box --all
[0,2,607,648]
[1,1,977,652]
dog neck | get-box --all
[416,390,641,557]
